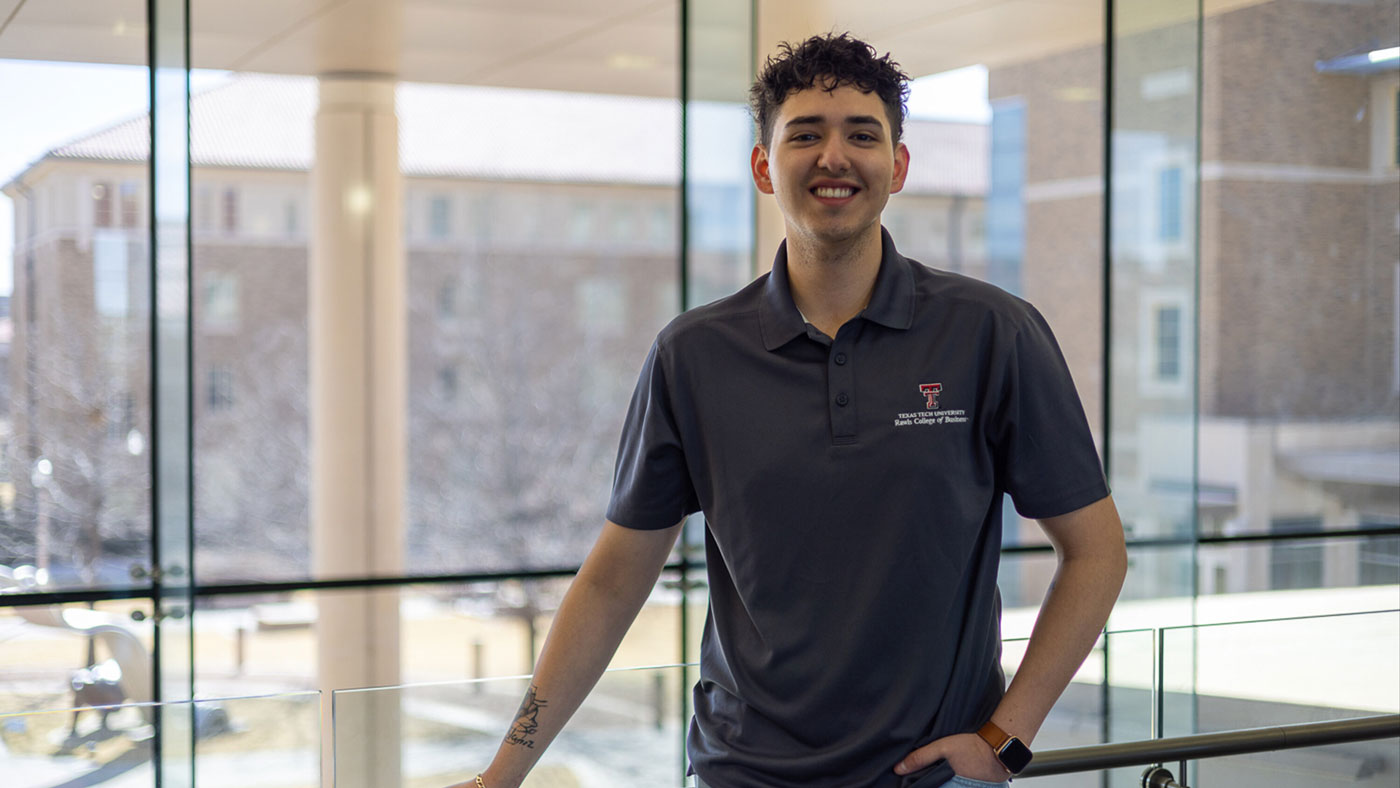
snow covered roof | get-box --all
[42,73,986,194]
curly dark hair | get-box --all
[749,33,911,148]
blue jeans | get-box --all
[947,776,1011,788]
[695,777,1009,788]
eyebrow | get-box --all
[784,114,885,129]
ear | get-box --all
[889,142,910,194]
[751,144,775,195]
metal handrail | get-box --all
[1020,713,1400,777]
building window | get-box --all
[437,365,459,401]
[119,182,140,228]
[94,232,130,318]
[1158,166,1183,241]
[93,182,113,227]
[208,365,234,411]
[610,206,636,242]
[569,203,594,243]
[1269,517,1324,590]
[986,99,1026,296]
[202,271,240,332]
[285,200,299,235]
[1155,305,1182,381]
[222,187,238,234]
[195,186,214,232]
[429,196,451,239]
[649,204,671,245]
[437,281,457,320]
[577,277,626,339]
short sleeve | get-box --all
[605,338,701,530]
[994,305,1110,520]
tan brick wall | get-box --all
[1206,179,1392,417]
[1204,0,1375,167]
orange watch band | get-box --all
[977,720,1012,751]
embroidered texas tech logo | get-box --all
[919,383,942,410]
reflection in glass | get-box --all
[333,666,684,788]
[0,691,319,788]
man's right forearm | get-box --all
[476,520,683,788]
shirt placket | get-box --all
[828,332,857,445]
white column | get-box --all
[752,0,837,273]
[310,72,406,788]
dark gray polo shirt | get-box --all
[607,229,1108,788]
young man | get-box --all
[458,33,1126,788]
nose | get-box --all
[815,137,851,174]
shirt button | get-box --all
[835,393,849,407]
[834,352,847,365]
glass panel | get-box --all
[1165,610,1400,787]
[0,11,153,595]
[0,600,155,715]
[151,3,195,787]
[1002,627,1156,787]
[186,4,685,586]
[332,666,685,788]
[1161,611,1400,741]
[1109,0,1201,623]
[1198,539,1400,599]
[1194,0,1400,599]
[192,579,684,695]
[685,0,755,308]
[0,691,319,788]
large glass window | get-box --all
[1195,0,1400,600]
[1,39,152,597]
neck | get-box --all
[784,226,883,338]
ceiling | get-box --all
[0,0,1271,99]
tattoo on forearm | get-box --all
[505,683,547,749]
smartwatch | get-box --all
[977,720,1033,775]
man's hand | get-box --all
[893,732,1011,781]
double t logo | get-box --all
[919,383,942,410]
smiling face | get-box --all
[752,84,910,250]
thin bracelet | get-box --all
[474,776,487,788]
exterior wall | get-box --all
[1199,0,1399,420]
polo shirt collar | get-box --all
[758,226,916,351]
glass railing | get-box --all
[0,690,321,788]
[1160,609,1400,788]
[998,628,1157,787]
[328,627,1165,788]
[332,665,687,788]
[4,610,1394,787]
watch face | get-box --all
[999,738,1033,774]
